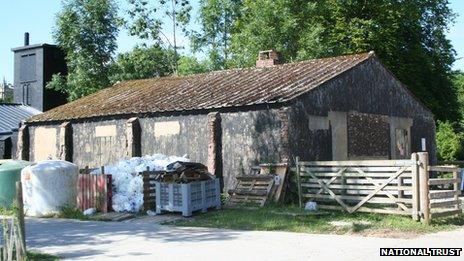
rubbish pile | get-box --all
[153,161,214,183]
[90,154,189,213]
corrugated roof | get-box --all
[28,52,374,123]
[0,103,41,134]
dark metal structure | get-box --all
[11,33,68,112]
[1,33,68,159]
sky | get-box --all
[0,0,463,83]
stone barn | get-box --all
[19,51,436,190]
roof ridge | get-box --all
[27,51,375,123]
[118,51,374,85]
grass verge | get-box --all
[27,251,61,260]
[165,205,464,238]
[45,206,137,222]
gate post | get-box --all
[411,153,420,221]
[418,152,430,224]
[296,156,302,208]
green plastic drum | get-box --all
[0,160,32,208]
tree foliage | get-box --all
[49,0,460,126]
[126,0,192,73]
[229,0,458,121]
[436,120,463,161]
[48,0,119,101]
[191,0,242,70]
[454,72,464,125]
[229,0,325,66]
[110,45,175,82]
[177,56,210,75]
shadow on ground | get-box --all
[25,217,238,246]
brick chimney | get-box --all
[256,50,282,68]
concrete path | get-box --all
[16,217,464,260]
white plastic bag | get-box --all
[93,154,190,213]
[304,201,318,211]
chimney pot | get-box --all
[256,50,282,68]
[24,32,29,46]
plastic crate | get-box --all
[155,178,221,217]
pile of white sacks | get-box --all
[91,154,189,212]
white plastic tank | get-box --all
[21,160,78,217]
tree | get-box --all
[454,71,464,125]
[110,45,175,82]
[126,0,192,73]
[230,0,324,67]
[48,0,119,101]
[190,0,242,70]
[230,0,458,122]
[177,56,210,75]
[436,120,463,161]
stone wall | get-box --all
[288,57,436,163]
[221,109,284,189]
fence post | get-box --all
[453,170,459,212]
[418,152,430,225]
[295,157,302,208]
[411,153,420,221]
[15,181,27,260]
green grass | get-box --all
[39,206,89,221]
[165,205,464,237]
[27,251,61,260]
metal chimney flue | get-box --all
[24,32,29,46]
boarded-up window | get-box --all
[94,125,116,166]
[34,127,57,161]
[95,125,116,137]
[395,128,409,159]
[20,54,36,83]
[347,113,390,159]
[154,121,180,137]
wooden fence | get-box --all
[296,152,462,224]
[426,165,462,224]
[77,172,112,213]
[78,167,160,213]
[1,182,26,261]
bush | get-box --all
[436,121,463,161]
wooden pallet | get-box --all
[227,174,275,207]
[260,163,289,203]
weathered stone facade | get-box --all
[23,57,437,190]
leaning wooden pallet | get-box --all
[227,174,275,207]
[227,163,289,207]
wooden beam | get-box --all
[301,183,412,191]
[317,204,411,215]
[427,166,460,173]
[299,171,412,178]
[349,167,407,213]
[418,152,430,224]
[429,200,460,209]
[453,170,460,212]
[430,209,462,219]
[15,181,26,260]
[303,193,413,204]
[306,171,351,212]
[296,157,302,208]
[298,159,413,167]
[428,178,461,186]
[411,153,420,221]
[429,190,460,200]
